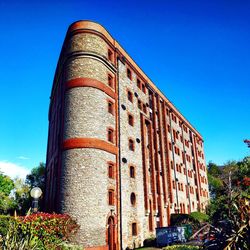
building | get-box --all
[45,20,209,250]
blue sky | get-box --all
[0,0,249,178]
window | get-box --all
[138,99,142,110]
[129,139,135,151]
[171,161,174,169]
[132,223,137,236]
[172,113,177,123]
[127,90,133,103]
[108,49,113,61]
[130,165,135,178]
[167,125,171,133]
[130,192,136,206]
[127,68,132,80]
[108,190,114,205]
[108,163,114,179]
[142,83,146,94]
[137,78,141,89]
[128,113,134,126]
[169,142,172,151]
[107,128,114,143]
[107,100,114,115]
[108,74,114,88]
[143,103,147,114]
[172,180,176,189]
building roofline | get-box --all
[65,20,203,140]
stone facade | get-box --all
[45,21,209,250]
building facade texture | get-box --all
[45,21,209,250]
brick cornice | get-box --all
[63,138,118,155]
[65,78,117,100]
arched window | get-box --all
[128,139,135,151]
[129,165,135,178]
[130,192,136,206]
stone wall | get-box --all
[118,60,151,249]
[60,148,116,246]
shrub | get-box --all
[189,212,209,223]
[163,245,200,250]
[143,236,156,247]
[0,212,80,249]
[0,215,15,237]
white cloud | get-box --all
[0,161,30,180]
[17,156,30,160]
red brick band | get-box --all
[85,246,108,250]
[63,138,118,155]
[65,78,117,100]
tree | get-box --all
[25,162,45,191]
[205,157,250,249]
[0,172,15,214]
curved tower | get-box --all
[45,21,209,250]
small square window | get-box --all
[127,90,133,103]
[132,223,137,236]
[108,163,114,179]
[128,113,134,126]
[129,139,135,151]
[107,128,114,143]
[108,190,114,205]
[127,68,132,80]
[108,74,114,88]
[138,99,142,110]
[142,83,146,94]
[130,165,135,178]
[108,100,114,115]
[108,49,113,62]
[137,78,141,89]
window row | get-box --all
[201,188,208,198]
[127,89,147,114]
[108,190,137,207]
[126,68,147,95]
[184,139,189,148]
[200,175,207,184]
[108,163,135,179]
[107,129,135,152]
[187,170,193,178]
[186,154,191,162]
[198,150,204,159]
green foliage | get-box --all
[143,236,156,247]
[0,212,80,250]
[0,215,15,236]
[189,212,209,223]
[0,173,14,196]
[25,162,45,190]
[163,245,200,250]
[224,195,250,250]
[13,178,32,215]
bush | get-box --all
[143,236,156,247]
[0,215,15,237]
[163,245,200,250]
[0,212,80,249]
[189,212,209,223]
